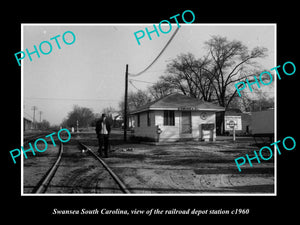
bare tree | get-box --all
[147,36,268,134]
[36,119,50,130]
[154,53,215,101]
[204,35,268,108]
[249,89,274,111]
[148,79,175,100]
[101,106,117,116]
[61,105,95,128]
[118,90,152,114]
[202,36,268,133]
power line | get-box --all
[129,78,156,84]
[129,26,180,77]
[129,80,141,91]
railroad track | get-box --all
[24,134,48,146]
[78,142,131,194]
[31,141,130,194]
[32,142,64,193]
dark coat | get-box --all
[95,118,111,136]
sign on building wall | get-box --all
[202,123,214,130]
[178,107,199,111]
[224,116,242,131]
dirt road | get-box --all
[104,141,274,194]
[23,131,274,194]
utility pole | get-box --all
[124,64,128,142]
[39,111,42,122]
[32,106,37,129]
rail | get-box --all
[79,142,131,194]
[33,142,63,193]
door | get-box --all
[181,111,192,134]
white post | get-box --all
[233,125,236,142]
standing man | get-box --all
[95,113,111,158]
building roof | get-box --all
[24,117,32,122]
[130,93,225,114]
[23,115,33,122]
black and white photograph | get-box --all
[3,3,298,221]
[21,24,276,195]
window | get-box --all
[163,110,175,126]
[137,114,140,127]
[147,111,151,127]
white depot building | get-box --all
[129,93,225,142]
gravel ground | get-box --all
[103,141,274,194]
[23,132,275,194]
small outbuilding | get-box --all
[24,117,33,131]
[129,93,225,142]
[224,109,252,135]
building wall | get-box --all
[132,110,217,142]
[24,118,32,131]
[196,111,216,141]
[155,110,181,141]
[132,111,158,141]
[251,109,274,135]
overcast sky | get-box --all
[22,24,275,125]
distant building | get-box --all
[224,109,252,135]
[251,109,274,136]
[129,93,225,142]
[24,117,32,131]
[111,112,123,128]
